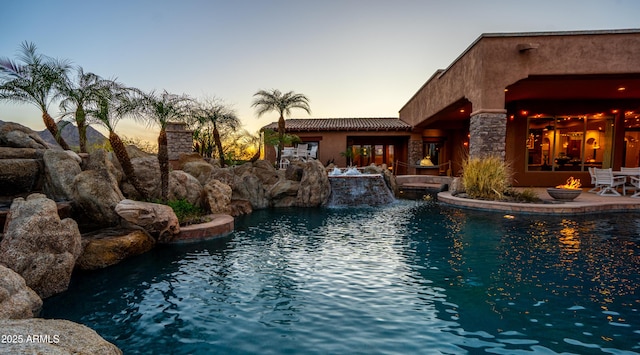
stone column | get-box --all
[166,122,194,163]
[469,110,507,159]
[408,139,423,174]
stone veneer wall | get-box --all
[409,139,423,166]
[166,122,193,161]
[469,112,506,159]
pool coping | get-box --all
[437,188,640,215]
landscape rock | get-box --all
[182,160,214,186]
[0,120,49,149]
[269,179,301,207]
[76,227,155,270]
[0,159,43,196]
[232,172,269,209]
[285,162,305,181]
[296,160,331,207]
[85,149,123,184]
[115,199,179,243]
[0,147,44,159]
[0,264,42,319]
[0,318,122,354]
[42,150,82,201]
[72,169,124,228]
[177,152,206,169]
[210,168,235,187]
[229,200,253,216]
[130,156,161,199]
[168,170,203,206]
[252,159,281,185]
[0,194,82,298]
[449,177,465,195]
[203,179,232,214]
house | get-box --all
[263,29,640,186]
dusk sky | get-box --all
[2,0,639,144]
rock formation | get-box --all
[0,265,42,319]
[76,227,156,270]
[168,170,203,206]
[72,169,124,229]
[0,194,82,298]
[203,179,232,214]
[0,318,122,354]
[297,159,331,207]
[115,199,179,243]
[42,150,82,201]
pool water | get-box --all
[43,201,640,354]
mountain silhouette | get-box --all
[38,123,108,149]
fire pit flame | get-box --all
[556,177,582,190]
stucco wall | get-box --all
[400,30,640,125]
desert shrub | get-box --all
[461,156,512,200]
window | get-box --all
[526,115,614,172]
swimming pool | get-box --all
[43,201,640,354]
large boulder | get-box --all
[363,163,398,195]
[85,149,123,184]
[0,194,82,299]
[0,159,43,196]
[297,160,331,207]
[252,159,281,186]
[42,150,82,201]
[182,160,214,185]
[177,152,207,170]
[0,264,42,319]
[232,172,269,209]
[0,318,122,354]
[72,169,124,228]
[0,120,49,149]
[269,179,301,208]
[76,227,156,270]
[127,156,161,200]
[168,170,203,206]
[203,179,232,214]
[115,199,179,243]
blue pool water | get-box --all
[43,201,640,354]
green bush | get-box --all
[166,199,207,225]
[461,156,512,200]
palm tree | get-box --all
[193,98,240,168]
[0,41,71,149]
[251,89,310,166]
[89,82,148,199]
[137,90,193,201]
[57,67,110,153]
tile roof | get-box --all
[261,118,413,132]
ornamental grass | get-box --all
[461,156,513,200]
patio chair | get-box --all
[593,168,626,196]
[309,145,318,159]
[295,144,309,161]
[628,176,640,198]
[621,167,640,196]
[587,166,600,193]
[279,158,290,170]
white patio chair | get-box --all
[621,167,640,196]
[279,158,290,170]
[295,144,308,161]
[629,176,640,198]
[594,168,626,196]
[309,145,318,159]
[588,166,600,193]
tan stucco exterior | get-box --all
[400,29,640,186]
[401,30,640,124]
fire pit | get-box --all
[547,177,582,201]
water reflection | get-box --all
[43,203,640,354]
